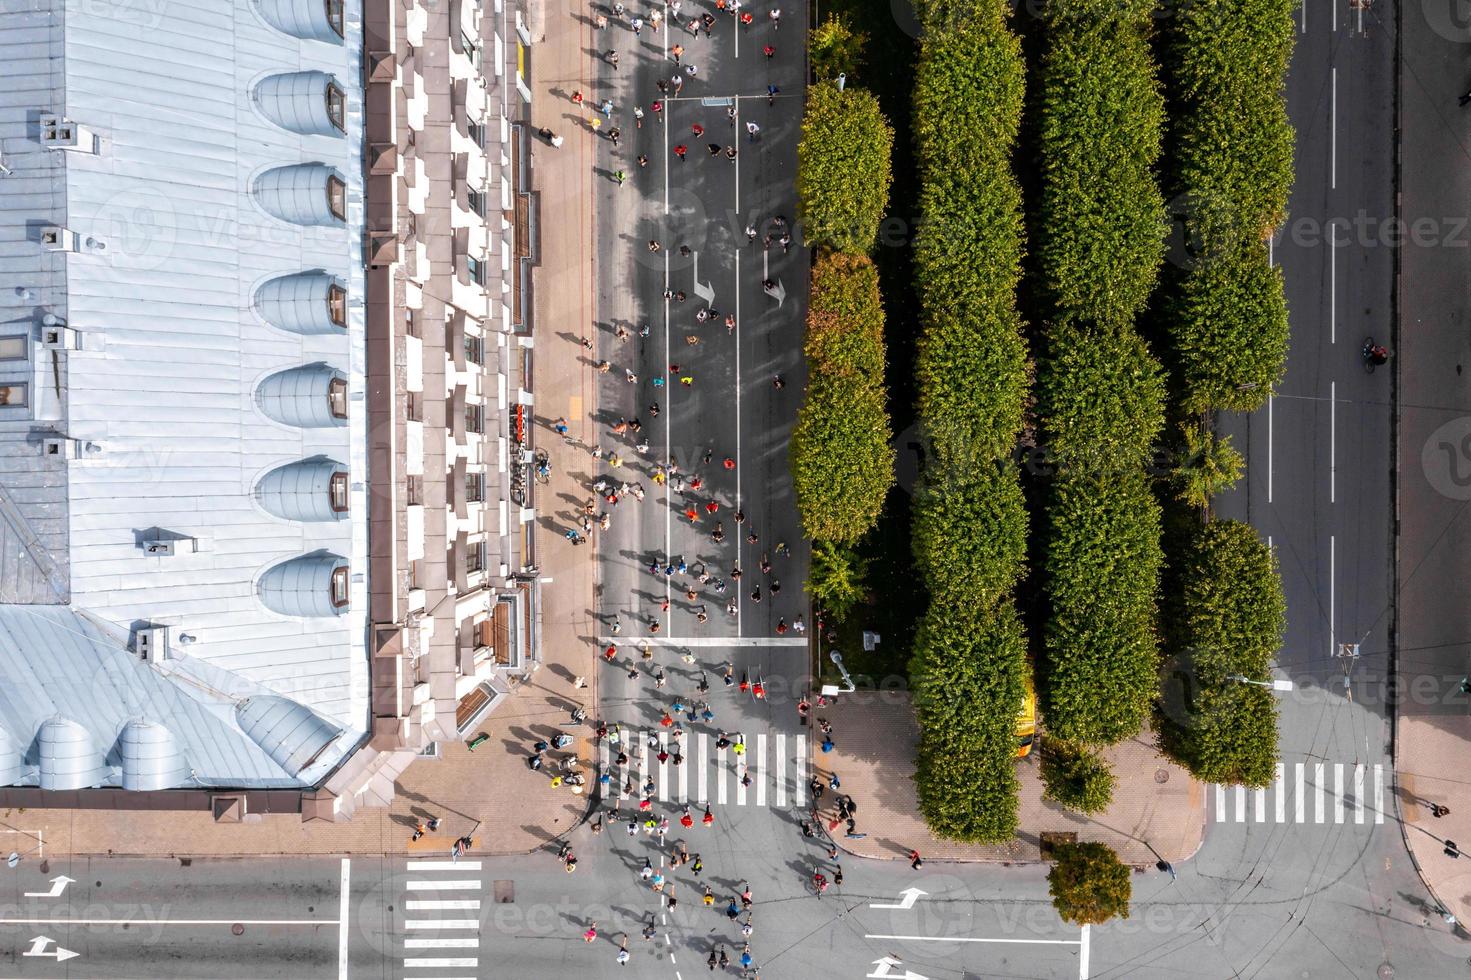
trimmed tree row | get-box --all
[1033,0,1167,766]
[908,0,1032,842]
[793,81,896,613]
[790,252,894,545]
[1162,0,1295,412]
[1157,520,1286,786]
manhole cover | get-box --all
[1155,769,1170,784]
[1376,963,1392,979]
[494,879,515,904]
[232,924,244,936]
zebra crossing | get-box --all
[400,858,482,978]
[597,729,809,808]
[1209,762,1386,825]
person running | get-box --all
[813,871,828,896]
[674,143,688,160]
[583,921,599,943]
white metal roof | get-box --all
[0,0,369,789]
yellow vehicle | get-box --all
[1016,673,1038,758]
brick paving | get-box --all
[0,1,601,863]
[813,694,1204,866]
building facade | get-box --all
[0,0,538,821]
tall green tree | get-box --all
[1048,842,1132,925]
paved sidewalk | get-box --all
[0,0,602,862]
[1395,0,1471,931]
[812,695,1203,866]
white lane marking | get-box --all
[1334,763,1345,824]
[1329,536,1336,659]
[405,901,480,911]
[659,730,670,801]
[641,732,651,800]
[595,636,808,646]
[405,938,480,949]
[1301,0,1307,32]
[717,745,728,805]
[407,881,481,891]
[1296,763,1305,823]
[403,958,479,969]
[864,934,1081,945]
[338,858,350,980]
[1235,785,1246,823]
[0,917,338,925]
[1374,764,1385,823]
[1268,395,1274,503]
[794,735,807,807]
[405,920,480,930]
[775,733,787,807]
[698,733,708,802]
[1079,924,1091,980]
[1354,764,1365,823]
[756,733,767,807]
[737,747,748,807]
[1330,68,1337,188]
[1275,763,1286,823]
[678,735,689,803]
[1215,784,1225,823]
[1330,381,1336,504]
[734,244,743,635]
[1330,229,1337,343]
[407,862,481,872]
[1254,787,1266,823]
[1315,763,1326,823]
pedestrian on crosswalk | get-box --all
[703,805,715,827]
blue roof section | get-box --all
[0,606,353,788]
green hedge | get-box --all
[1162,0,1294,412]
[913,17,1030,466]
[1158,520,1285,786]
[1036,320,1166,473]
[792,253,894,544]
[1166,243,1288,413]
[911,600,1026,842]
[911,459,1027,608]
[1041,470,1162,744]
[796,84,894,255]
[1167,0,1295,251]
[1034,0,1166,326]
[805,253,885,378]
[909,3,1032,843]
[791,372,894,545]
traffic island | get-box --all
[813,693,1204,866]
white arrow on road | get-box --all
[869,887,927,911]
[23,935,79,962]
[24,875,74,899]
[868,956,928,980]
[691,250,715,305]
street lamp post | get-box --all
[1228,674,1295,692]
[821,651,856,697]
